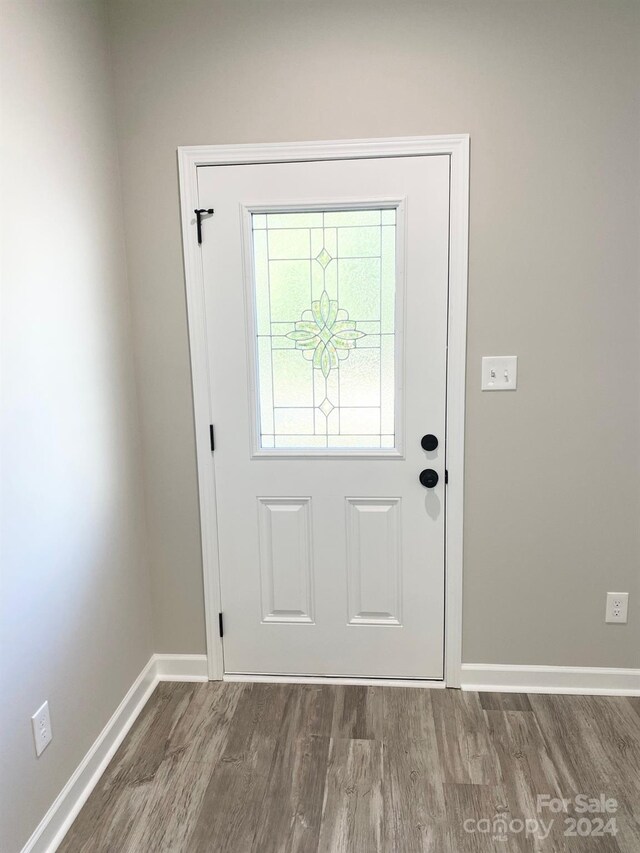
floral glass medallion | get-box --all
[286,290,366,378]
[251,208,397,450]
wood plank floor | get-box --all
[58,683,640,852]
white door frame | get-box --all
[178,136,469,686]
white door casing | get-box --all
[178,136,469,685]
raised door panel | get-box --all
[346,498,402,626]
[257,498,314,623]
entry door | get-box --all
[198,154,449,679]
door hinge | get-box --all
[445,469,449,484]
[218,612,224,638]
[194,208,214,244]
[209,424,215,452]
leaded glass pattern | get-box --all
[252,208,397,450]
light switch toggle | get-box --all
[482,356,518,391]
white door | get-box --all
[198,154,449,679]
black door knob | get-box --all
[419,469,439,489]
[421,434,439,451]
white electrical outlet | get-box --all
[31,700,52,757]
[605,592,629,624]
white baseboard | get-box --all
[154,653,209,682]
[20,653,209,853]
[461,663,640,696]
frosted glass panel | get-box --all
[252,208,397,450]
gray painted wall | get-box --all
[107,0,640,668]
[1,2,153,850]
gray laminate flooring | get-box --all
[58,682,640,852]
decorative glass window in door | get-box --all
[251,208,398,450]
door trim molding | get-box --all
[177,136,470,686]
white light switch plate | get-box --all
[482,356,518,391]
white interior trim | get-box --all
[442,137,469,688]
[154,653,209,682]
[178,136,470,685]
[20,654,207,853]
[461,663,640,696]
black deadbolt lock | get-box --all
[421,434,439,452]
[419,469,439,489]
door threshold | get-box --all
[223,673,446,688]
